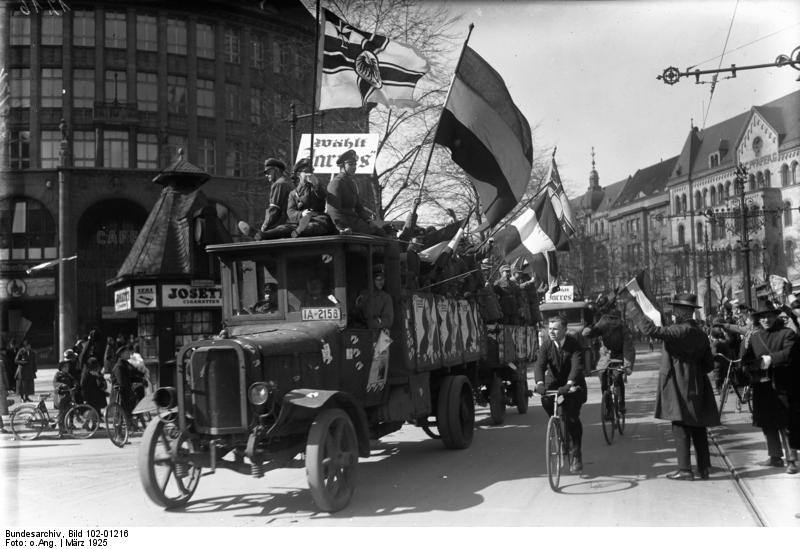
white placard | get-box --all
[295,133,379,174]
[114,287,131,312]
[545,285,574,303]
[162,284,223,308]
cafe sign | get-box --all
[162,284,222,308]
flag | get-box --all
[434,46,532,229]
[618,271,662,327]
[419,219,463,249]
[419,220,466,265]
[530,251,559,293]
[317,9,429,110]
[491,192,570,257]
[544,155,576,237]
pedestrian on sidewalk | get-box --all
[638,293,720,480]
[742,304,799,474]
[14,340,36,403]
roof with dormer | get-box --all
[613,156,678,208]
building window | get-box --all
[198,137,215,174]
[136,72,157,112]
[105,70,127,103]
[677,224,685,246]
[764,169,771,187]
[250,91,263,124]
[748,174,756,191]
[725,181,731,199]
[756,171,765,188]
[273,40,282,74]
[251,36,265,70]
[8,130,30,169]
[786,240,796,267]
[136,133,159,169]
[167,18,187,55]
[167,75,187,115]
[781,164,790,187]
[225,84,240,120]
[10,68,31,108]
[197,79,215,117]
[136,15,157,52]
[196,23,215,59]
[41,13,63,45]
[224,29,240,63]
[41,68,63,108]
[0,198,57,262]
[785,202,794,227]
[166,135,185,164]
[792,161,799,185]
[73,131,95,167]
[72,69,94,108]
[73,10,95,47]
[10,11,30,45]
[225,142,242,177]
[103,130,129,168]
[105,12,127,49]
[710,186,717,206]
[709,152,719,168]
[41,130,60,168]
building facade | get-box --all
[0,1,367,361]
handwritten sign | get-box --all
[295,133,379,174]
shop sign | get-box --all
[545,285,575,303]
[0,278,55,299]
[133,285,157,309]
[115,287,132,312]
[162,284,222,308]
[295,133,379,174]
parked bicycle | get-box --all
[105,384,153,448]
[591,361,627,445]
[715,353,752,421]
[10,391,99,441]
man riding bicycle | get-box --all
[582,294,635,414]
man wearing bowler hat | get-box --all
[326,149,386,236]
[742,302,799,474]
[637,293,719,480]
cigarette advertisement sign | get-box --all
[162,284,223,308]
[133,285,157,309]
[295,133,379,174]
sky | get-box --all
[439,0,800,199]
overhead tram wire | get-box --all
[703,0,739,129]
[688,21,800,69]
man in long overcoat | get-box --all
[742,305,799,474]
[638,293,719,480]
[325,149,385,236]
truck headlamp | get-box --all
[248,382,270,406]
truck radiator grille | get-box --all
[188,347,243,433]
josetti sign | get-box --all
[162,284,222,308]
[295,133,379,174]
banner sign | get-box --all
[162,284,222,308]
[295,133,379,174]
[133,285,157,309]
[115,287,131,312]
[545,285,574,303]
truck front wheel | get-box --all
[437,375,475,449]
[306,408,359,512]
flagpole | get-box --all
[416,23,474,200]
[309,0,322,164]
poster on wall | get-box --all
[161,284,223,308]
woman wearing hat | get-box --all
[326,149,386,236]
[637,293,719,480]
[14,340,36,403]
[741,303,799,474]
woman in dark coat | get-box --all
[639,293,719,480]
[14,340,37,402]
[80,357,108,415]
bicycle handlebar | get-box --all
[589,366,628,374]
[714,353,742,365]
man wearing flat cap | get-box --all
[326,149,386,236]
[287,158,335,237]
[637,293,719,480]
[741,301,799,474]
[238,157,291,240]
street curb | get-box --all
[709,428,769,527]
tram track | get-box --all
[709,428,768,527]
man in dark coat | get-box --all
[638,293,719,480]
[287,158,335,238]
[326,149,385,236]
[354,268,394,330]
[533,315,587,473]
[742,305,799,474]
[493,265,521,324]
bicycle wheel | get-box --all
[600,391,615,445]
[10,406,45,441]
[105,403,129,448]
[615,389,626,435]
[545,415,562,491]
[65,404,100,439]
[718,377,730,421]
[743,386,753,414]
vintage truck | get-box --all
[138,234,535,512]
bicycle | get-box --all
[540,388,579,492]
[10,390,99,441]
[591,361,627,445]
[105,384,153,448]
[715,353,752,421]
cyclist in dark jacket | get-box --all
[111,354,148,416]
[53,361,77,436]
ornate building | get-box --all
[0,1,367,361]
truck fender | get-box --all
[282,389,371,457]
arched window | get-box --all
[756,171,765,188]
[702,188,708,207]
[717,183,724,202]
[694,190,702,210]
[725,180,731,199]
[594,222,598,236]
[748,174,756,191]
[600,221,604,234]
[677,224,685,246]
[764,169,771,187]
[0,198,57,261]
[785,201,794,227]
[781,164,790,187]
[674,196,681,214]
[792,161,799,185]
[696,222,704,243]
[787,240,796,267]
[710,186,716,206]
[681,194,687,213]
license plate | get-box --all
[301,307,341,321]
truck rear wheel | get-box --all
[437,375,475,449]
[515,378,529,414]
[489,374,505,425]
[306,408,358,513]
